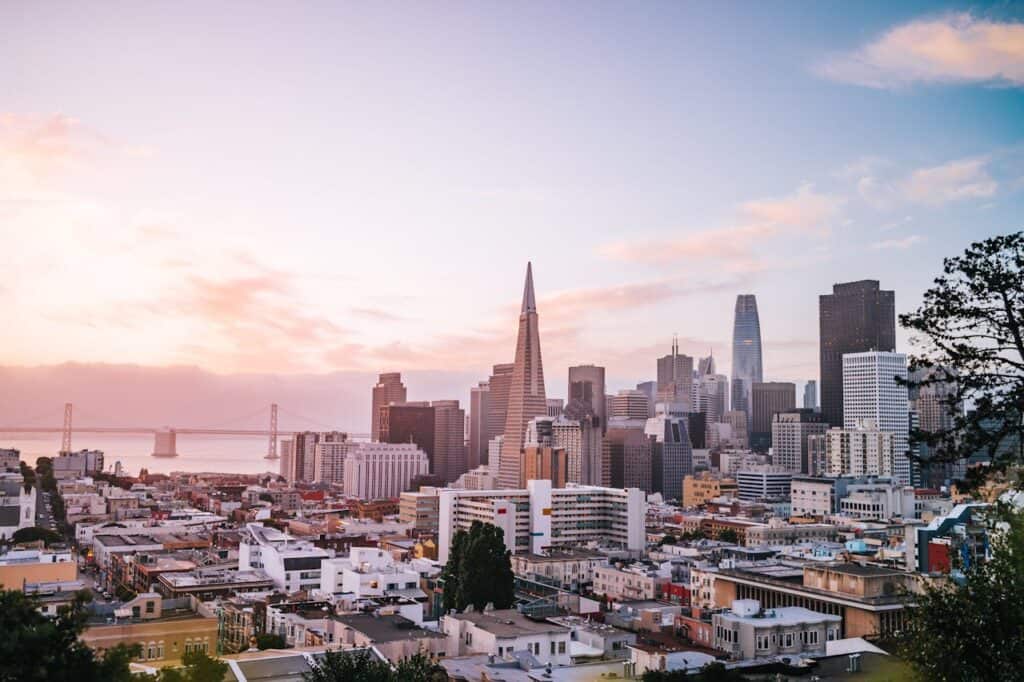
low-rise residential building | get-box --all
[548,615,637,660]
[593,562,669,601]
[744,520,838,547]
[712,599,841,659]
[333,613,448,662]
[441,608,573,665]
[317,547,422,606]
[510,548,608,593]
[682,472,738,508]
[238,523,333,593]
[0,547,76,589]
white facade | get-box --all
[238,523,333,593]
[442,609,572,665]
[842,351,910,485]
[551,416,603,486]
[790,477,836,518]
[342,443,429,500]
[826,420,896,478]
[713,600,841,660]
[319,548,421,603]
[437,480,645,563]
[313,441,355,485]
[735,467,791,501]
[839,481,915,520]
[0,476,37,540]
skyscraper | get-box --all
[608,389,653,421]
[771,409,828,474]
[486,363,515,463]
[499,263,548,488]
[819,280,896,427]
[645,407,693,500]
[750,382,796,452]
[657,336,694,410]
[568,364,606,430]
[432,400,466,484]
[371,373,407,441]
[468,382,490,470]
[730,295,764,422]
[842,351,910,484]
[803,380,818,410]
[377,403,435,471]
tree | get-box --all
[11,526,62,546]
[151,651,229,682]
[0,588,138,682]
[900,231,1024,488]
[301,649,445,682]
[19,460,36,493]
[642,661,747,681]
[660,534,678,545]
[439,527,465,612]
[255,632,287,650]
[450,520,515,612]
[716,528,739,544]
[899,505,1024,681]
[303,648,392,682]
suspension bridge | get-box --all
[0,403,368,460]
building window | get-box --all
[145,601,155,614]
[784,633,793,647]
[757,635,769,650]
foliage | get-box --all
[642,661,746,681]
[660,534,677,545]
[11,526,62,546]
[302,648,445,682]
[900,231,1024,488]
[899,506,1024,681]
[680,529,707,542]
[255,632,287,650]
[440,520,516,612]
[19,460,36,492]
[0,588,138,682]
[150,651,230,682]
[716,528,739,544]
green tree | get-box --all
[152,651,230,682]
[716,528,739,544]
[393,651,447,681]
[302,648,393,682]
[19,460,36,493]
[660,534,678,545]
[0,588,138,682]
[440,527,465,612]
[899,506,1024,681]
[451,520,515,612]
[255,632,287,650]
[900,231,1024,487]
[642,661,746,681]
[11,526,62,546]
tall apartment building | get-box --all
[468,382,490,470]
[431,400,466,484]
[568,365,606,430]
[608,390,652,420]
[499,264,549,488]
[696,373,729,426]
[377,403,435,471]
[825,419,896,478]
[657,336,694,410]
[806,433,828,477]
[552,412,603,486]
[285,431,347,483]
[486,363,515,463]
[731,295,764,423]
[843,351,910,485]
[341,443,429,500]
[520,446,569,488]
[803,380,818,410]
[645,408,693,500]
[750,382,796,452]
[603,421,653,491]
[819,280,896,427]
[771,409,829,474]
[371,373,407,441]
[313,439,356,485]
[437,480,645,562]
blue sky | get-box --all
[1,2,1022,399]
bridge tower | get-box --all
[265,403,279,459]
[60,402,73,455]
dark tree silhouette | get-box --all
[302,648,444,682]
[900,231,1024,488]
[255,632,287,650]
[151,651,230,682]
[716,528,739,544]
[441,520,515,612]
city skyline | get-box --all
[2,3,1022,405]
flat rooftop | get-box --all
[719,605,841,626]
[808,563,905,577]
[451,609,570,638]
[332,613,446,642]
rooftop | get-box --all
[449,609,570,638]
[718,605,841,626]
[333,613,446,642]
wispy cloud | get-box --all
[597,184,843,270]
[870,234,924,250]
[816,13,1024,88]
[900,157,997,205]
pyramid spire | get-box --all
[521,262,537,314]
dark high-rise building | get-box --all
[568,364,606,430]
[731,295,764,422]
[371,373,406,441]
[750,382,796,452]
[687,412,706,450]
[468,382,490,469]
[647,411,693,501]
[432,400,465,484]
[499,263,548,488]
[377,403,435,471]
[819,280,896,427]
[486,363,514,463]
[603,422,653,491]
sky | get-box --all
[2,1,1023,411]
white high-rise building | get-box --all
[825,419,896,478]
[313,440,356,485]
[842,351,910,485]
[342,443,430,500]
[437,480,645,562]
